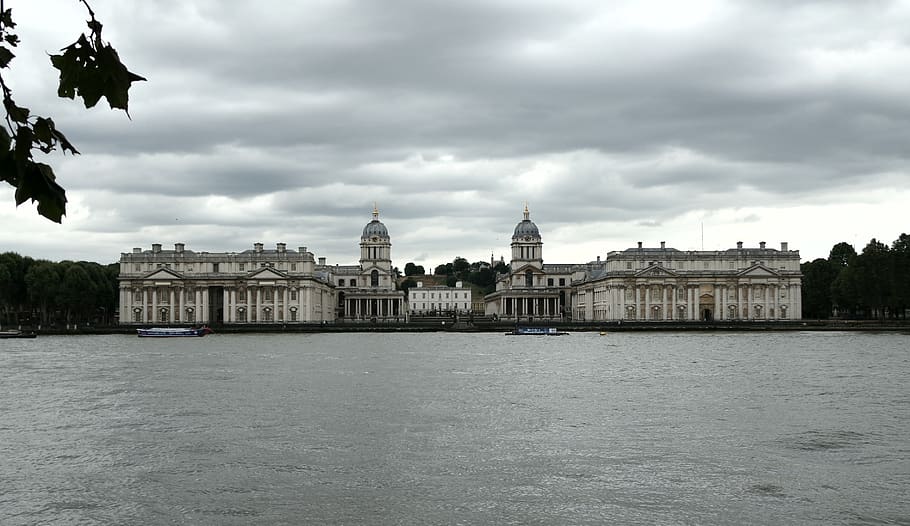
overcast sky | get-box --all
[2,0,908,267]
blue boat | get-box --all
[507,327,567,336]
[137,326,213,337]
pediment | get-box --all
[511,263,546,275]
[634,265,678,278]
[737,264,779,277]
[143,268,183,280]
[247,267,288,280]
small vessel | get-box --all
[136,326,213,337]
[0,329,38,339]
[507,327,567,336]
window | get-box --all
[264,288,273,301]
[350,279,356,287]
[626,262,633,269]
[290,290,297,301]
[291,264,296,271]
[132,309,142,322]
[559,278,565,286]
[133,290,141,302]
[187,265,193,272]
[237,289,246,301]
[134,264,141,271]
[212,263,219,272]
[547,278,554,287]
[239,263,245,271]
[371,270,379,287]
[525,270,533,287]
[339,280,344,286]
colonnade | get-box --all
[497,296,562,319]
[341,296,403,319]
[577,282,801,321]
[121,283,332,324]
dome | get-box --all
[512,204,540,239]
[362,219,389,238]
[362,205,389,239]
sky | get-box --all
[2,0,909,267]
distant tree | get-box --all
[399,277,417,295]
[24,261,59,325]
[800,258,835,319]
[493,261,509,274]
[891,234,910,319]
[434,263,449,276]
[828,242,857,268]
[404,262,425,276]
[0,2,144,221]
[60,263,94,323]
[452,257,470,274]
[445,275,457,287]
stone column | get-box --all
[151,288,158,324]
[747,285,753,320]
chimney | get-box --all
[596,255,601,263]
[254,242,263,252]
[175,243,184,253]
[318,257,326,266]
[736,241,743,249]
[132,247,141,254]
[781,242,788,251]
[637,241,643,249]
[417,281,423,288]
[152,243,161,253]
[299,246,307,254]
[456,281,463,288]
[660,241,666,249]
[759,241,766,249]
[277,242,286,253]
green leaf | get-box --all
[3,98,30,123]
[1,8,16,30]
[14,161,66,223]
[4,34,19,47]
[0,45,14,67]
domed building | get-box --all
[483,205,576,321]
[332,205,406,321]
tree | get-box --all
[452,257,470,274]
[434,263,449,276]
[24,260,59,325]
[404,262,425,276]
[0,1,144,221]
[399,277,417,295]
[828,242,856,268]
[800,258,835,319]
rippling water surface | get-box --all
[1,331,908,525]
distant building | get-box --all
[331,206,406,321]
[572,241,802,321]
[408,281,473,315]
[483,206,577,321]
[117,242,335,325]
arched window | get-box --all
[525,270,533,287]
[371,270,379,287]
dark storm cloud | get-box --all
[3,0,909,263]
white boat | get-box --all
[136,326,213,337]
[506,327,568,336]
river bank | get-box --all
[20,319,910,335]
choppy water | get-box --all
[1,331,908,525]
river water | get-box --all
[1,331,908,525]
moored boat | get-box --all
[0,329,38,339]
[136,326,213,337]
[506,327,568,336]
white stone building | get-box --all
[572,241,803,321]
[408,282,473,315]
[118,242,335,325]
[483,206,576,320]
[331,207,406,321]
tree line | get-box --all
[400,257,509,294]
[0,252,118,327]
[801,234,910,319]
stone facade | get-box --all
[408,282,472,315]
[117,242,335,325]
[572,241,802,321]
[328,206,406,321]
[483,206,577,321]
